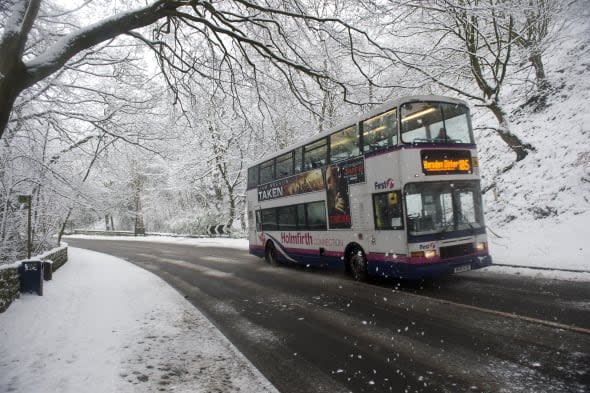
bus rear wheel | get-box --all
[349,248,368,282]
[265,242,279,266]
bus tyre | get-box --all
[265,242,279,266]
[350,249,368,282]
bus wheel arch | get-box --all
[265,240,279,266]
[345,243,368,281]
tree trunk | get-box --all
[0,83,23,139]
[57,208,73,246]
[0,0,40,139]
[240,202,247,232]
[134,186,145,235]
[530,51,550,110]
[227,186,235,230]
[488,103,534,162]
[530,52,548,91]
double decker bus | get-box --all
[246,95,492,280]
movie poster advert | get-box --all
[325,157,365,229]
[257,169,324,202]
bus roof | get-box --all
[247,95,468,168]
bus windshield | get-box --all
[405,181,484,236]
[401,102,474,144]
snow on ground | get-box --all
[488,210,590,272]
[0,247,278,393]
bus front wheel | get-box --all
[265,242,279,266]
[349,248,368,282]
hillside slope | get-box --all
[477,4,590,271]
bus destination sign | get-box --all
[421,150,472,175]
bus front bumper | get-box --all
[369,254,493,280]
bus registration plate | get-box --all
[453,264,471,274]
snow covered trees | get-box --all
[0,0,385,259]
[0,0,384,140]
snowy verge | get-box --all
[487,210,590,272]
[482,265,590,283]
[0,247,278,393]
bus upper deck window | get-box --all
[401,102,474,144]
[362,108,397,153]
[294,147,303,174]
[330,125,359,163]
[259,159,275,184]
[304,138,327,171]
[276,152,294,178]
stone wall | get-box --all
[0,246,68,313]
[44,246,68,272]
[0,267,20,313]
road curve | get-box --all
[66,238,590,393]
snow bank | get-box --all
[488,210,589,272]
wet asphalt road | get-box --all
[65,238,590,393]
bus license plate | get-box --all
[453,264,471,274]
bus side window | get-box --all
[261,208,278,231]
[276,151,294,178]
[259,159,275,184]
[373,191,403,230]
[277,205,298,231]
[330,125,359,163]
[293,147,303,174]
[306,201,327,230]
[255,210,262,232]
[362,108,398,153]
[296,204,306,229]
[303,138,327,171]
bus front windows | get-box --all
[405,182,483,236]
[401,102,474,144]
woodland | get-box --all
[0,0,579,263]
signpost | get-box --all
[207,225,227,236]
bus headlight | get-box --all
[475,241,487,251]
[411,250,437,258]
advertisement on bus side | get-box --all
[325,157,365,229]
[257,169,324,201]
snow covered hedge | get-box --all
[0,268,20,313]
